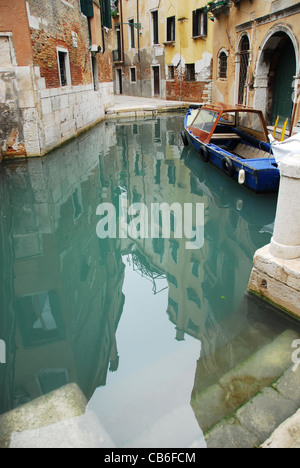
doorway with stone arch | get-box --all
[254,26,298,127]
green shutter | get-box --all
[80,0,94,18]
[99,0,112,29]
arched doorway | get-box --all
[255,28,297,126]
[270,37,296,126]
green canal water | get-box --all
[0,114,299,448]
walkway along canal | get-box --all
[0,114,300,448]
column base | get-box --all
[270,237,300,260]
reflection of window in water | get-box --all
[152,238,165,262]
[167,272,178,288]
[72,188,83,220]
[135,153,141,176]
[168,165,176,185]
[187,318,200,335]
[168,131,176,146]
[154,160,161,185]
[154,120,161,143]
[187,287,201,308]
[132,124,138,135]
[33,293,57,331]
[17,291,65,348]
[169,239,179,264]
[191,259,200,278]
[168,297,178,318]
[37,368,68,395]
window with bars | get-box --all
[238,35,250,104]
[57,49,71,87]
[219,51,228,79]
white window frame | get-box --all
[151,9,159,46]
[56,47,72,87]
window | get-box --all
[168,65,175,80]
[80,0,94,18]
[238,35,250,104]
[129,18,135,49]
[186,63,195,82]
[130,67,136,82]
[219,51,228,79]
[152,10,159,45]
[192,9,207,38]
[57,48,71,87]
[167,16,176,42]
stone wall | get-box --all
[0,0,114,158]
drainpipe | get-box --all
[119,0,125,63]
[137,0,140,62]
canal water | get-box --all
[0,114,299,448]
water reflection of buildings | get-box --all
[106,117,276,353]
[0,114,277,430]
[0,125,125,415]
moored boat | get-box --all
[182,102,280,194]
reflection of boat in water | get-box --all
[182,103,280,194]
[181,146,277,231]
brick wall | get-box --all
[166,66,212,103]
[27,0,92,88]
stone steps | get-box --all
[191,329,300,448]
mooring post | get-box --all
[270,154,300,260]
[248,154,300,318]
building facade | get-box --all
[212,0,300,129]
[111,0,214,102]
[0,0,114,159]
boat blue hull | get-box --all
[184,115,280,194]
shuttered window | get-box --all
[80,0,94,18]
[99,0,112,29]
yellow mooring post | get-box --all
[281,118,289,141]
[273,116,279,138]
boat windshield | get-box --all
[191,109,219,133]
[237,112,267,141]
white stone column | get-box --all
[270,154,300,260]
[248,154,300,318]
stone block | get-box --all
[205,418,260,449]
[0,383,87,448]
[219,329,300,393]
[273,366,300,406]
[262,408,300,448]
[41,98,52,115]
[236,387,297,443]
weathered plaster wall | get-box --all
[212,0,300,126]
[114,0,213,102]
[0,0,114,158]
[0,35,28,158]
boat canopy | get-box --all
[188,103,269,143]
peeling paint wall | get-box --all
[0,35,27,158]
[0,0,115,159]
[113,0,213,102]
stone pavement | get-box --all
[105,95,199,119]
